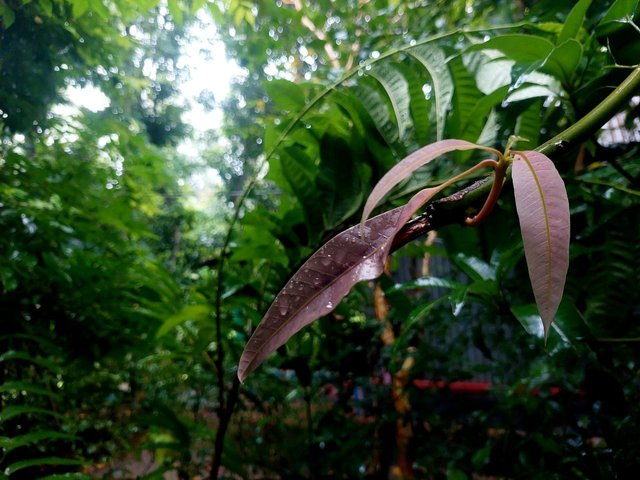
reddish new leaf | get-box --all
[512,150,570,340]
[360,139,500,231]
[238,185,446,382]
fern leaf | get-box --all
[515,100,543,150]
[408,45,453,141]
[368,64,413,142]
[449,56,483,140]
[391,61,431,145]
[352,79,396,145]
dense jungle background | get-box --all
[1,0,640,478]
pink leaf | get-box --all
[360,139,500,231]
[512,151,570,340]
[238,185,446,382]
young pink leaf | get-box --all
[238,184,448,383]
[360,139,500,232]
[512,150,570,340]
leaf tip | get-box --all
[543,322,550,346]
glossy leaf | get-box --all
[238,183,452,382]
[542,40,583,83]
[392,61,432,144]
[449,56,483,141]
[596,0,639,35]
[515,100,542,150]
[353,80,397,145]
[408,45,453,140]
[473,34,554,63]
[557,0,592,44]
[360,139,499,229]
[369,64,412,141]
[512,151,570,339]
[461,85,509,142]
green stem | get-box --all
[538,66,640,156]
[391,66,640,248]
[461,67,640,210]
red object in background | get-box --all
[412,379,562,396]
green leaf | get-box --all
[460,85,509,142]
[449,56,483,141]
[391,298,446,361]
[317,128,366,228]
[231,227,289,266]
[0,405,65,424]
[368,64,412,141]
[87,0,109,19]
[511,300,591,351]
[552,300,593,344]
[451,253,496,281]
[472,34,554,63]
[5,458,84,476]
[0,350,61,373]
[264,79,306,112]
[352,81,396,146]
[390,276,463,292]
[541,39,583,83]
[38,0,53,16]
[168,0,183,25]
[156,304,211,338]
[71,0,89,18]
[515,100,542,150]
[0,381,61,399]
[0,4,16,27]
[408,45,453,140]
[557,0,592,44]
[597,0,639,35]
[280,146,324,238]
[511,303,545,338]
[393,62,431,145]
[0,431,76,454]
[190,0,207,14]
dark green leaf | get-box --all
[393,61,431,145]
[596,0,640,35]
[557,0,592,44]
[542,39,583,83]
[472,34,554,63]
[352,80,396,146]
[0,406,65,424]
[5,458,84,476]
[408,45,453,140]
[515,100,543,149]
[156,305,211,338]
[264,79,306,111]
[368,64,412,141]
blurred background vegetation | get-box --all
[1,0,639,478]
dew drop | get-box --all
[325,302,333,309]
[279,306,289,316]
